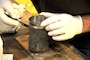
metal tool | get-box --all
[5,13,35,30]
[16,19,35,30]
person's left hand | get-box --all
[0,0,25,18]
[40,12,83,41]
[0,0,16,18]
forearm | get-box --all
[81,14,90,33]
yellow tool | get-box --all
[15,0,39,16]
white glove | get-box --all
[0,3,25,34]
[40,12,83,41]
[0,0,25,18]
[0,0,15,18]
[0,8,20,34]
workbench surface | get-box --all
[2,28,88,60]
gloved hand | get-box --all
[0,0,25,18]
[40,12,83,41]
[0,7,19,34]
[0,0,15,18]
[0,3,25,34]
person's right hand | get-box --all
[0,3,25,34]
[0,0,16,18]
[0,7,20,34]
[0,0,25,19]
